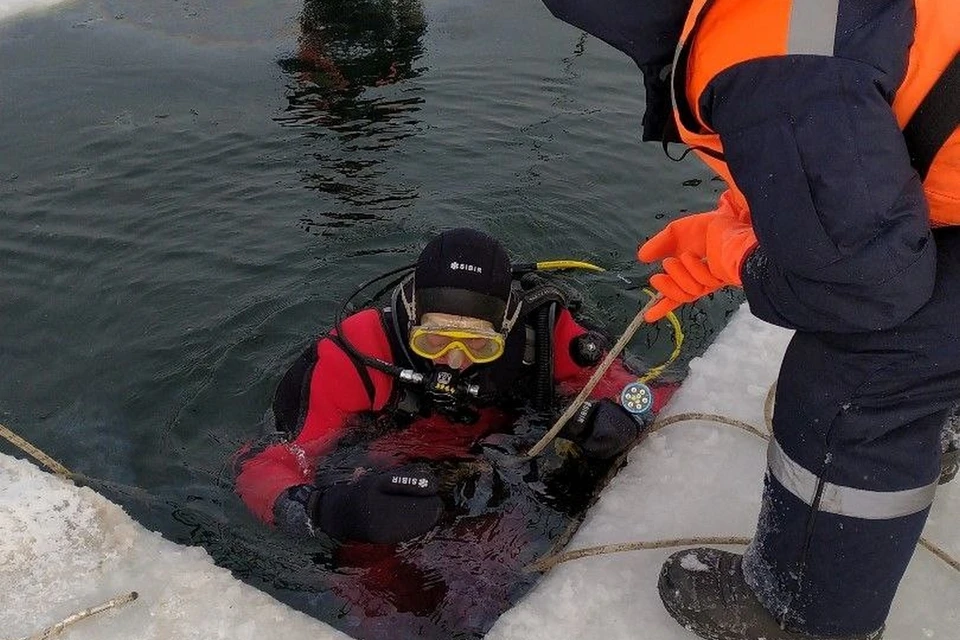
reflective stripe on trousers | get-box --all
[766,436,938,520]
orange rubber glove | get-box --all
[638,200,758,323]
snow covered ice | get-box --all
[3,305,957,639]
[0,0,65,21]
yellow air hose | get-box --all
[533,259,605,273]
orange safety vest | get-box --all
[671,0,960,226]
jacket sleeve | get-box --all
[704,53,935,333]
[235,311,396,524]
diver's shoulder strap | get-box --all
[324,308,400,408]
[515,273,578,318]
[325,331,378,407]
[272,343,320,436]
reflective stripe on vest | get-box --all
[672,0,960,225]
[767,437,938,520]
[787,0,838,56]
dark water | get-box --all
[0,0,742,637]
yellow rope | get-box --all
[637,288,683,384]
[526,295,662,457]
[527,405,960,577]
[526,536,753,573]
[0,422,72,478]
[22,591,138,640]
[920,538,960,573]
[647,412,769,440]
[763,381,776,435]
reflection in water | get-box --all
[277,0,427,222]
[294,0,426,100]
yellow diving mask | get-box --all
[408,325,506,364]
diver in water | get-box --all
[235,227,672,544]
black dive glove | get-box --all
[561,398,645,459]
[274,465,443,544]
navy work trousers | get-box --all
[743,227,960,636]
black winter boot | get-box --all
[939,408,960,485]
[657,548,884,640]
[941,445,959,485]
[940,417,960,485]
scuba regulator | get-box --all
[326,255,668,425]
[418,366,482,423]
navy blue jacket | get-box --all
[542,0,936,334]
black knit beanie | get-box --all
[413,228,513,330]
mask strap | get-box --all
[399,274,417,330]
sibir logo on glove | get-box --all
[575,402,593,423]
[391,475,431,489]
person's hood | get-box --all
[540,0,690,67]
[541,0,693,141]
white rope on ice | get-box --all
[19,591,139,640]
